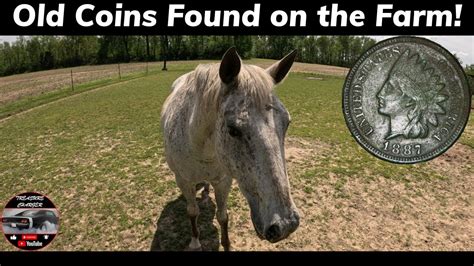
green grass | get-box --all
[0,68,183,250]
[0,61,472,251]
[277,73,348,143]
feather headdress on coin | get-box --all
[388,49,448,138]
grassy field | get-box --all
[0,60,472,251]
[0,59,348,120]
[0,62,167,120]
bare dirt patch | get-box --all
[159,137,472,251]
[428,143,472,179]
[262,138,472,250]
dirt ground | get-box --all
[282,138,472,251]
[154,136,472,251]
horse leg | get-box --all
[202,182,210,203]
[177,178,202,251]
[212,177,232,251]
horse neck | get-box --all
[188,94,220,159]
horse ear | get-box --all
[219,47,241,84]
[266,50,297,84]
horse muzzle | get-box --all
[251,207,300,243]
[263,210,300,243]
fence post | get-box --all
[70,70,74,91]
[118,63,122,80]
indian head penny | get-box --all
[343,36,471,164]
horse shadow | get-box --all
[150,191,220,251]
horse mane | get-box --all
[184,63,275,111]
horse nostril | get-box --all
[290,211,300,232]
[265,224,282,242]
[293,211,300,225]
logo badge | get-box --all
[2,192,59,250]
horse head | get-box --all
[215,48,300,243]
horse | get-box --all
[161,47,300,251]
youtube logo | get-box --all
[17,240,26,247]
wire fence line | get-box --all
[0,62,163,105]
[0,59,355,107]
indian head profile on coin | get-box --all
[343,37,471,164]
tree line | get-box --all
[0,36,376,77]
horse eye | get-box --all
[228,125,242,138]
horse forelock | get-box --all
[186,63,275,111]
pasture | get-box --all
[0,60,472,251]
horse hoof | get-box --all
[200,191,210,204]
[185,245,203,251]
[201,196,210,205]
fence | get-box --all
[0,62,163,106]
